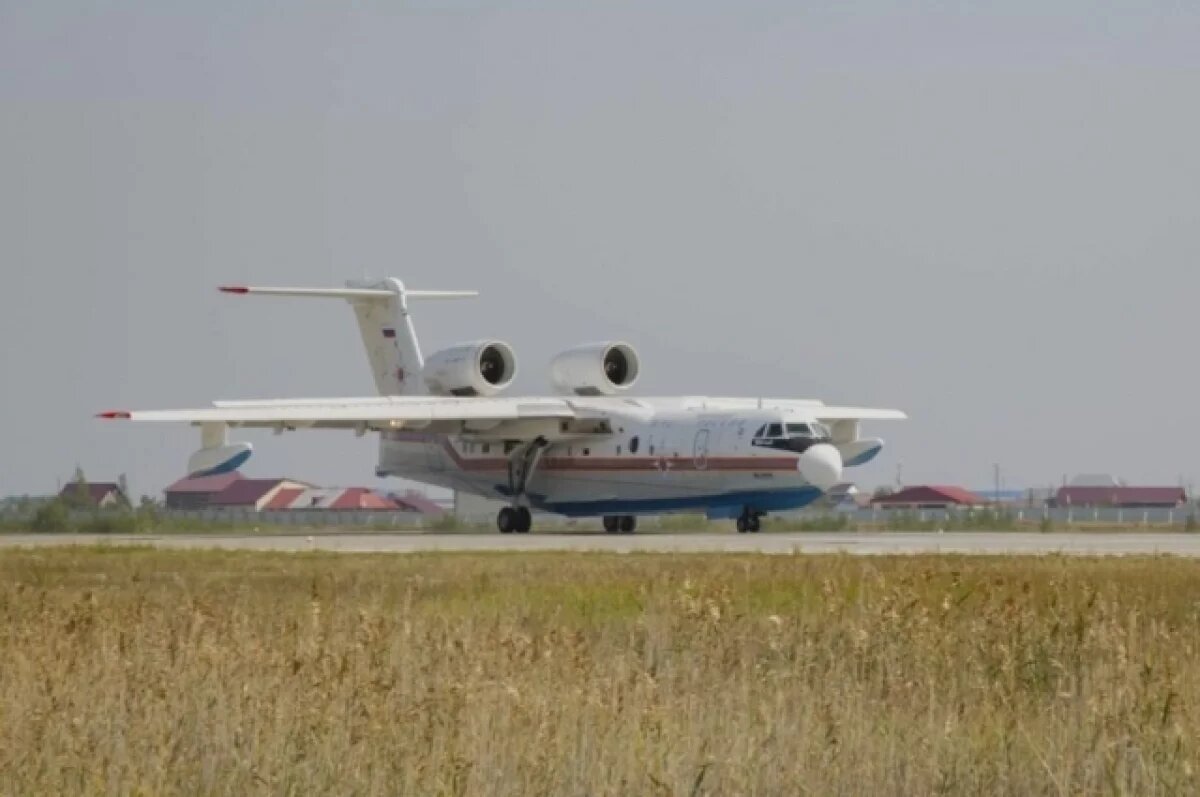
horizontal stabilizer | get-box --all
[217,285,478,301]
[215,278,477,396]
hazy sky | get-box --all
[2,2,1197,499]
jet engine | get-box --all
[550,342,640,395]
[423,340,517,396]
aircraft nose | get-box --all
[797,443,843,491]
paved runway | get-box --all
[4,531,1200,556]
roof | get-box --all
[58,482,122,504]
[211,478,286,507]
[258,487,407,511]
[1056,486,1187,507]
[164,472,243,494]
[264,487,305,510]
[329,488,398,510]
[392,490,445,515]
[287,488,342,510]
[872,485,982,506]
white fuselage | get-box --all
[376,398,838,519]
[103,278,902,530]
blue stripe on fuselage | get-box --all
[541,486,824,519]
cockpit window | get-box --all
[766,423,783,438]
[786,423,813,438]
[753,424,767,438]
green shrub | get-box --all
[654,513,710,532]
[80,512,142,535]
[766,513,855,532]
[428,513,463,532]
[30,501,72,533]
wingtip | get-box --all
[218,285,249,294]
[96,410,132,420]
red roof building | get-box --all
[161,473,433,514]
[871,485,982,509]
[58,482,127,509]
[392,490,446,515]
[263,487,306,510]
[327,487,393,510]
[1053,486,1187,509]
[260,487,408,511]
[164,472,244,510]
[210,478,308,511]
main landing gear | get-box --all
[497,506,532,534]
[602,515,637,534]
[736,509,762,534]
[497,436,548,534]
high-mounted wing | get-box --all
[697,398,907,422]
[99,395,580,432]
[98,395,603,477]
[810,406,907,422]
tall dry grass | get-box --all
[1,549,1198,795]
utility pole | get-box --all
[994,463,1001,506]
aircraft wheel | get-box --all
[748,515,762,533]
[515,507,532,534]
[497,507,517,534]
[619,515,637,534]
[736,516,749,534]
[602,515,620,533]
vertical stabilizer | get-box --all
[345,278,422,395]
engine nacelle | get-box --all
[423,340,517,397]
[550,342,640,396]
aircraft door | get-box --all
[693,428,710,470]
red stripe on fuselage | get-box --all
[386,432,797,473]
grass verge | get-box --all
[1,549,1198,794]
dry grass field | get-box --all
[1,549,1199,795]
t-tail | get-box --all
[217,278,477,396]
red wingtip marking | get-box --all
[218,285,249,294]
[97,411,132,420]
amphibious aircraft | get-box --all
[100,279,905,533]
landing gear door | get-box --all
[425,436,445,472]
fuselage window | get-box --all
[616,445,622,455]
[630,436,640,454]
[583,448,590,456]
[482,444,490,454]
